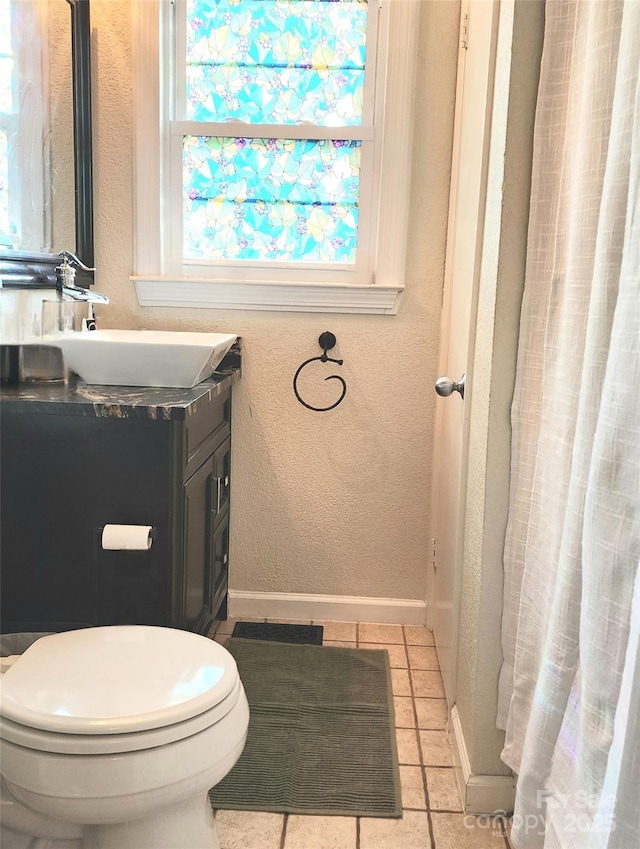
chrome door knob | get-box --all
[435,374,466,399]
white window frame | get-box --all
[132,0,419,314]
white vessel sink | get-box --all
[44,329,238,388]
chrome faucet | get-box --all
[56,250,109,304]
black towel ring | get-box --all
[293,332,347,412]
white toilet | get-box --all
[0,625,249,849]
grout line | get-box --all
[414,695,450,700]
[402,805,463,814]
[422,762,456,769]
[501,815,512,849]
[421,807,464,814]
[404,626,437,849]
[400,637,409,670]
[280,812,288,849]
[421,763,455,769]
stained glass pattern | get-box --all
[183,135,361,262]
[185,0,367,126]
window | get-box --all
[133,0,419,313]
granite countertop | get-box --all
[0,347,241,421]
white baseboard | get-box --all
[228,590,427,626]
[449,705,516,815]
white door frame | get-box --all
[427,0,501,707]
[429,0,545,811]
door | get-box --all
[428,0,499,706]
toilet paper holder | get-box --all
[100,524,156,551]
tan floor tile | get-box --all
[359,623,405,644]
[284,814,357,849]
[414,698,448,730]
[316,621,357,642]
[404,626,435,646]
[362,643,408,668]
[419,730,454,767]
[396,728,421,765]
[407,645,440,670]
[399,765,427,809]
[323,639,354,648]
[391,668,412,696]
[393,696,416,729]
[214,633,229,645]
[431,813,507,847]
[411,670,445,698]
[215,810,284,849]
[214,618,238,635]
[360,810,431,849]
[426,767,462,811]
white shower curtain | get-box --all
[497,1,640,847]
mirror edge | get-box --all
[69,0,93,270]
[0,0,94,284]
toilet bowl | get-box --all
[0,626,250,849]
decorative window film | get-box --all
[185,0,368,127]
[133,0,418,312]
[183,136,361,262]
[175,0,372,271]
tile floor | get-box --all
[211,618,512,849]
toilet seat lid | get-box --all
[0,626,239,734]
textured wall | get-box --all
[89,0,460,602]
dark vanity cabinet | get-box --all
[0,369,239,636]
[181,431,232,631]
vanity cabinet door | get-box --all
[181,432,231,632]
[211,436,231,528]
[210,516,229,620]
[182,454,215,632]
[206,435,231,623]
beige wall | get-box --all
[89,0,461,603]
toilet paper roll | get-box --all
[101,524,154,551]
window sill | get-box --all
[132,277,404,315]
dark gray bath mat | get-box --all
[231,621,323,645]
[209,638,401,817]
